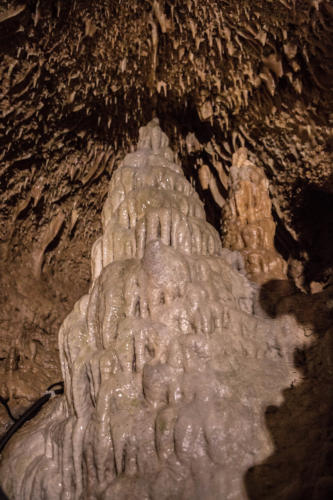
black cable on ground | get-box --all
[0,397,17,423]
[0,381,64,454]
[0,485,9,500]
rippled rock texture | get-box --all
[0,121,300,499]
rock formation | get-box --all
[0,120,299,500]
[222,147,287,284]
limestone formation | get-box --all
[222,147,287,284]
[0,120,299,500]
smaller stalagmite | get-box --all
[222,147,287,284]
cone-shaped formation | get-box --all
[0,120,297,500]
[91,118,222,281]
[222,148,287,284]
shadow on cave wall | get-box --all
[244,182,333,500]
[244,278,333,500]
[295,181,333,286]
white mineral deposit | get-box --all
[0,120,304,499]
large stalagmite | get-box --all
[0,120,298,499]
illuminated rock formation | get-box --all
[222,147,287,284]
[0,120,298,500]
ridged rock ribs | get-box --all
[0,120,297,500]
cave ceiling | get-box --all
[0,0,332,424]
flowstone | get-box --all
[0,120,298,499]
